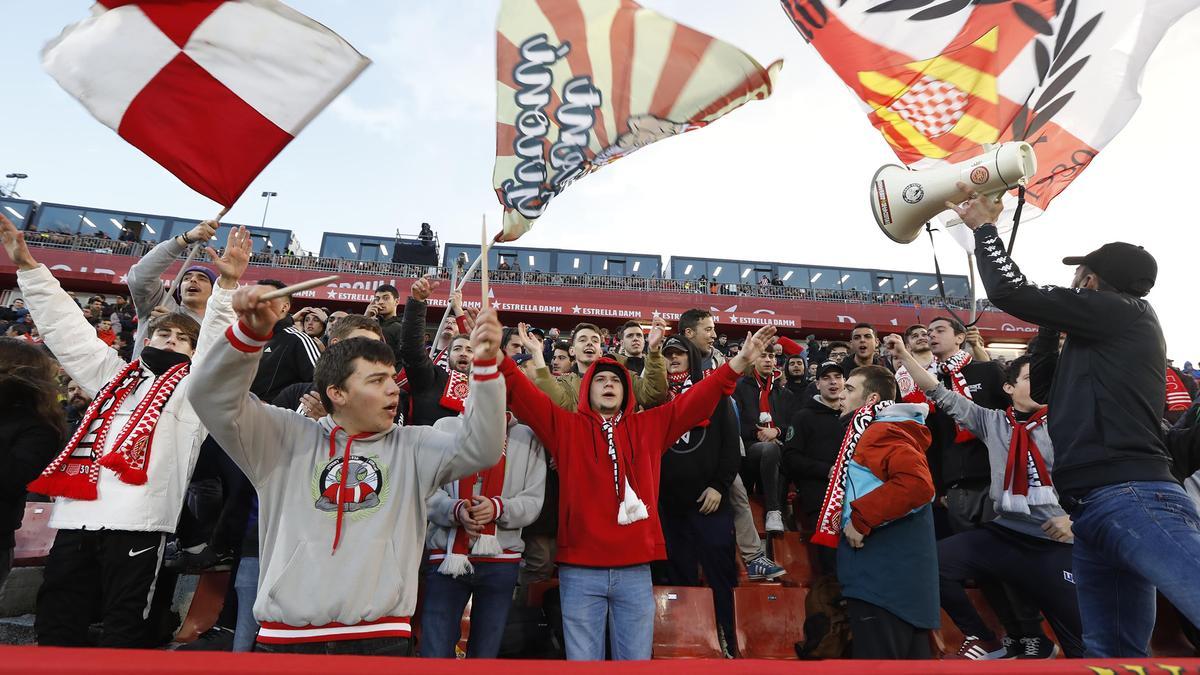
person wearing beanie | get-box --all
[951,187,1200,658]
[497,321,777,661]
[126,219,219,359]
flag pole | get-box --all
[967,252,978,325]
[480,214,490,311]
[168,205,230,302]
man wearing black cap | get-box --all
[782,361,845,563]
[949,188,1200,658]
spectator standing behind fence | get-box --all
[366,284,405,370]
[0,338,66,591]
[0,214,244,647]
[125,219,218,360]
[950,186,1200,658]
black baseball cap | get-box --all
[527,326,546,338]
[661,335,689,354]
[1062,242,1157,297]
[816,361,844,378]
[512,353,534,366]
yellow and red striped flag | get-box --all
[494,0,782,241]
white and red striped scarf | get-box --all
[27,360,188,500]
[754,368,782,428]
[938,350,977,443]
[438,425,509,577]
[1167,368,1194,413]
[811,400,893,548]
[1000,407,1056,515]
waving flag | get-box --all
[43,0,369,208]
[780,0,1199,217]
[494,0,782,241]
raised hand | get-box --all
[300,391,327,420]
[208,225,252,288]
[450,290,463,316]
[411,275,439,302]
[882,334,907,358]
[0,213,37,271]
[944,181,1004,231]
[647,316,668,353]
[730,324,777,374]
[517,322,547,366]
[185,219,218,245]
[231,284,289,337]
[470,308,502,362]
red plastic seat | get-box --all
[13,502,54,567]
[174,571,231,643]
[748,494,766,535]
[734,585,808,659]
[525,578,559,608]
[768,532,816,586]
[651,586,722,659]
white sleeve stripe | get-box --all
[233,321,270,348]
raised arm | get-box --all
[126,220,217,318]
[192,226,251,365]
[630,317,669,409]
[884,333,994,437]
[498,354,573,461]
[1027,325,1059,405]
[400,278,438,391]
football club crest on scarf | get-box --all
[494,0,782,241]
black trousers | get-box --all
[660,507,738,642]
[846,598,932,660]
[35,529,167,648]
[256,637,413,656]
[938,524,1084,657]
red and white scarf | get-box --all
[1167,368,1194,413]
[667,371,710,427]
[27,360,188,500]
[440,369,470,413]
[812,400,893,548]
[895,357,936,404]
[438,423,509,577]
[600,412,648,525]
[999,407,1056,515]
[938,350,977,443]
[754,368,782,428]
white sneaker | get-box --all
[765,510,784,533]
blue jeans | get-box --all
[558,564,654,661]
[419,561,519,658]
[1070,481,1200,657]
[233,556,259,652]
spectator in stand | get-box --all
[0,215,245,648]
[420,401,546,659]
[530,321,666,411]
[782,361,844,564]
[680,309,784,581]
[366,284,404,369]
[658,334,741,654]
[840,324,889,376]
[188,287,506,657]
[95,318,116,347]
[0,338,67,591]
[895,324,934,402]
[111,295,135,332]
[295,307,327,341]
[827,341,850,365]
[550,340,572,377]
[125,219,218,359]
[401,277,480,427]
[889,338,1081,659]
[498,321,775,660]
[952,189,1200,658]
[716,334,730,357]
[734,347,797,534]
[824,365,937,660]
[249,281,324,403]
[113,332,133,362]
[784,353,810,398]
[500,326,525,359]
[618,320,646,374]
[62,379,93,434]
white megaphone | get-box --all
[870,142,1038,244]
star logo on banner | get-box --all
[651,309,661,320]
[729,314,737,324]
[571,305,582,314]
[118,273,128,284]
[327,290,338,299]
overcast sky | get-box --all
[3,1,1196,362]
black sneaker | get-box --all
[1017,636,1060,659]
[164,546,234,573]
[1001,636,1020,659]
[173,626,235,651]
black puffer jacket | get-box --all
[0,381,62,549]
[782,395,844,515]
[400,297,460,426]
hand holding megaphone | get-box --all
[943,182,1005,232]
[871,141,1037,243]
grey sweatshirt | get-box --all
[126,236,200,359]
[927,384,1066,540]
[188,331,506,643]
[425,415,547,562]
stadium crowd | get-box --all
[2,206,1200,662]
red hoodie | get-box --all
[499,355,740,567]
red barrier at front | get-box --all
[0,647,1196,674]
[0,248,1039,340]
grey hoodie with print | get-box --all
[188,328,506,644]
[926,384,1067,540]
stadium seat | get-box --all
[524,578,559,608]
[173,571,231,643]
[768,532,816,586]
[13,503,54,567]
[651,586,723,659]
[734,585,808,659]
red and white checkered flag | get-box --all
[43,0,369,207]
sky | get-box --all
[2,1,1197,362]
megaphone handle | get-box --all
[1007,185,1028,255]
[925,222,979,329]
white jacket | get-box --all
[17,264,234,533]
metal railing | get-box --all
[23,231,997,312]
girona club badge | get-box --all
[314,455,385,514]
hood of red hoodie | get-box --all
[578,356,637,424]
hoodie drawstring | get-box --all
[328,425,372,554]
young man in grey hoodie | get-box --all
[887,335,1082,659]
[188,285,507,656]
